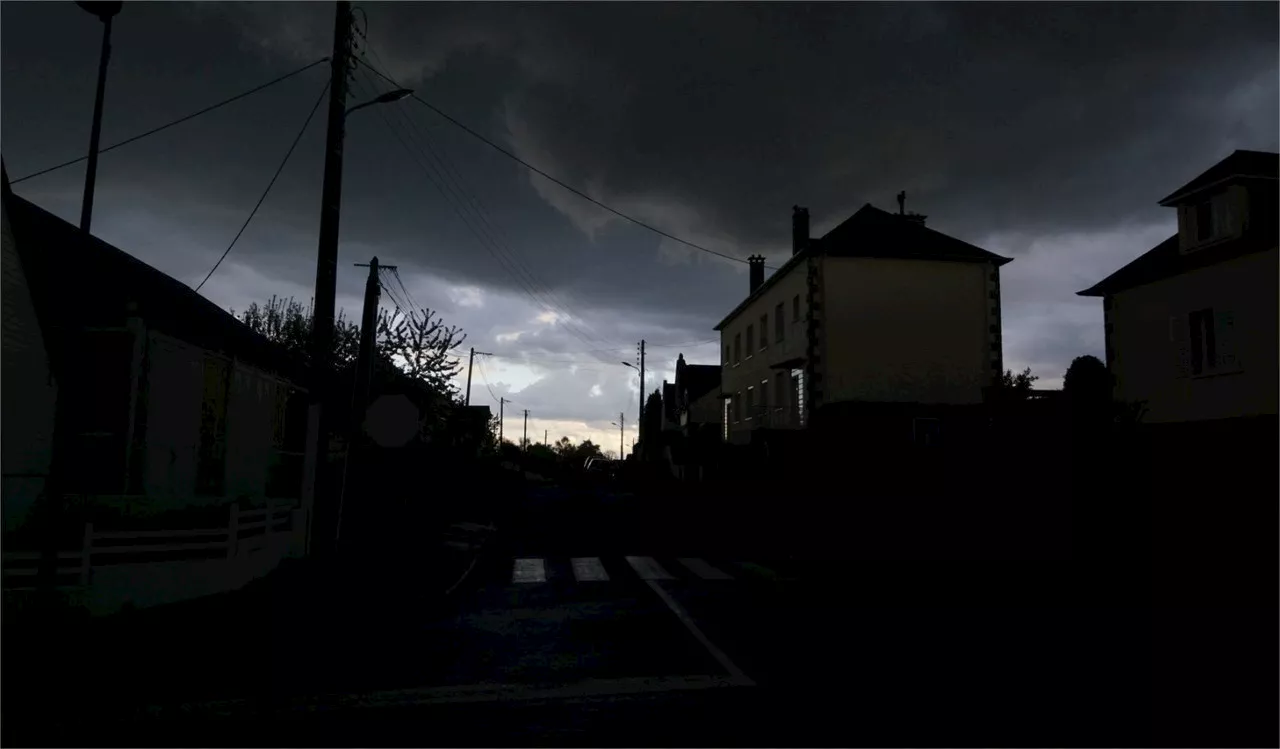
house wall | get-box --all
[720,263,811,442]
[1,195,59,532]
[1110,245,1279,423]
[821,257,996,405]
[142,332,299,507]
[143,333,204,504]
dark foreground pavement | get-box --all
[6,482,1276,748]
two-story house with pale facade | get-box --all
[1077,149,1278,424]
[715,200,1012,449]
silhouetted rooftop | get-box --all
[1158,149,1279,206]
[3,188,313,385]
[1076,227,1278,297]
[680,362,721,402]
[716,204,1010,330]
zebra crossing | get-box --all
[505,555,761,586]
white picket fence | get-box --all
[2,500,303,613]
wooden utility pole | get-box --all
[335,257,393,545]
[638,339,646,454]
[523,409,529,451]
[499,397,506,443]
[464,347,492,406]
[309,0,353,373]
[302,0,354,556]
[618,412,624,458]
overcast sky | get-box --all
[3,2,1276,451]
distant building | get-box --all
[1078,149,1278,424]
[714,201,1011,449]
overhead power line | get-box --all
[12,57,330,185]
[195,80,330,293]
[350,70,619,359]
[360,60,766,269]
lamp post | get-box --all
[610,415,624,459]
[303,0,413,558]
[75,1,122,234]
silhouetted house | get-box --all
[1078,149,1278,424]
[1,167,59,534]
[714,202,1011,459]
[668,353,722,480]
[660,381,679,432]
[1,184,312,535]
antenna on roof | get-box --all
[897,191,906,215]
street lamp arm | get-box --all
[344,88,414,117]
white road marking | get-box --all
[571,557,610,582]
[167,674,750,717]
[512,558,546,584]
[644,579,755,686]
[625,556,673,580]
[677,557,733,580]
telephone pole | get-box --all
[619,412,625,458]
[499,397,506,443]
[352,258,393,419]
[523,409,529,451]
[544,429,548,446]
[464,347,492,406]
[637,339,646,453]
[302,0,354,557]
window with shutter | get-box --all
[775,303,784,342]
[1214,309,1241,372]
[1170,314,1190,379]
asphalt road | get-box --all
[11,482,1276,747]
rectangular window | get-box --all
[775,303,785,342]
[745,387,754,420]
[1195,201,1214,241]
[724,345,731,367]
[746,324,754,357]
[774,371,786,411]
[733,392,741,422]
[734,333,741,365]
[791,368,806,427]
[1189,308,1216,376]
[759,314,768,349]
[793,294,801,322]
[759,378,769,417]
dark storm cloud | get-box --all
[3,3,1276,434]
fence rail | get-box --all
[2,500,299,591]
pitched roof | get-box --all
[820,204,1013,265]
[1077,228,1278,297]
[3,189,312,384]
[715,203,1011,330]
[679,362,721,403]
[1158,150,1279,206]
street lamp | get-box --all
[345,88,413,117]
[610,419,625,459]
[76,0,123,234]
[305,1,414,558]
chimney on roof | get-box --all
[792,205,809,256]
[897,191,906,215]
[748,255,765,294]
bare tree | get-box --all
[377,307,466,398]
[233,295,360,366]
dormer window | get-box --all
[1195,201,1214,242]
